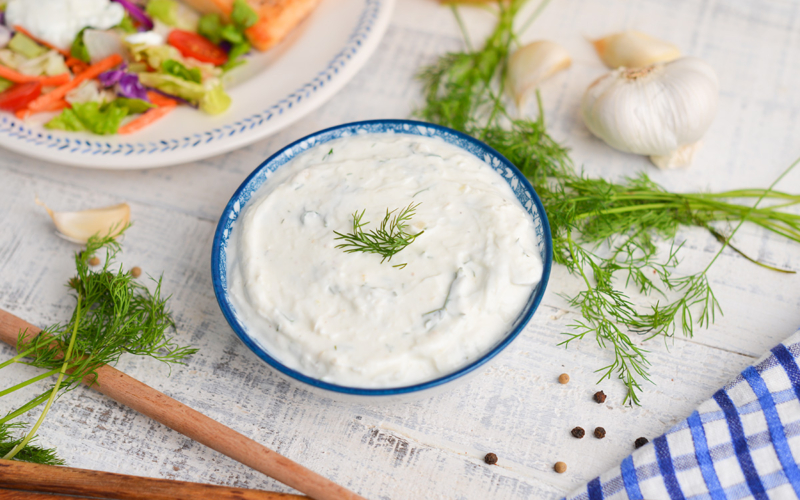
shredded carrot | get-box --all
[0,65,41,83]
[66,57,88,75]
[15,98,70,119]
[27,54,123,112]
[0,64,71,85]
[39,73,71,87]
[117,103,176,135]
[13,25,71,57]
[146,91,178,108]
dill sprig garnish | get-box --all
[0,229,197,463]
[334,203,424,269]
[418,0,800,404]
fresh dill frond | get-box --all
[418,0,800,404]
[0,229,197,463]
[334,203,424,268]
[0,422,64,465]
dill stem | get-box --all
[0,368,61,398]
[517,0,553,36]
[450,5,473,53]
[756,200,800,211]
[707,228,795,274]
[573,203,675,219]
[746,219,800,243]
[0,345,38,370]
[3,296,82,461]
[570,196,800,229]
[567,192,800,212]
[698,189,799,200]
[566,235,593,291]
[485,87,506,133]
[701,157,800,274]
[0,392,50,426]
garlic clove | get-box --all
[592,31,680,69]
[36,199,130,243]
[580,57,718,167]
[650,142,702,170]
[507,40,571,109]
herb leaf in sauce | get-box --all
[334,203,424,269]
[418,0,800,405]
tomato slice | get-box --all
[167,30,228,66]
[0,81,42,112]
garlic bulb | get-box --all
[592,31,680,69]
[36,199,130,243]
[581,57,718,169]
[507,41,571,109]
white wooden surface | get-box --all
[1,1,799,498]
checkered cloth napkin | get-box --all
[564,330,800,500]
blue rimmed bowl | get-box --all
[211,119,553,401]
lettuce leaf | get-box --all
[70,29,91,64]
[74,102,129,135]
[145,0,178,26]
[220,24,245,45]
[129,44,183,72]
[199,83,231,115]
[162,59,201,83]
[45,109,88,132]
[116,13,138,34]
[128,44,221,80]
[221,42,250,72]
[139,72,230,114]
[145,0,198,30]
[0,49,69,77]
[114,98,155,114]
[137,72,205,102]
[45,100,144,135]
[9,33,47,59]
[198,0,256,69]
[231,0,258,30]
[198,14,223,45]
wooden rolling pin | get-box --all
[0,490,83,500]
[0,459,306,500]
[0,309,365,500]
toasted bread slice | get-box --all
[180,0,321,51]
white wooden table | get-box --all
[1,0,799,498]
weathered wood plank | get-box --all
[0,1,798,499]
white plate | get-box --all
[0,0,394,169]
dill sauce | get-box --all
[228,133,542,388]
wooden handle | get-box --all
[0,309,365,500]
[0,489,87,500]
[0,460,307,500]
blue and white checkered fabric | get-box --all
[564,330,800,500]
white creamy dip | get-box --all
[6,0,124,50]
[227,133,542,388]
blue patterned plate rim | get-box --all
[211,119,553,396]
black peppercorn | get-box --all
[484,453,498,465]
[634,437,649,449]
[571,427,585,439]
[594,427,606,439]
[593,390,607,403]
